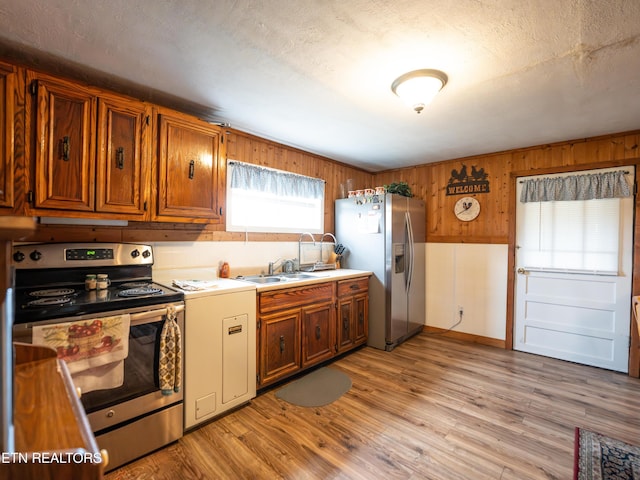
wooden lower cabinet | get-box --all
[301,301,335,367]
[257,276,369,389]
[337,277,369,353]
[259,308,301,386]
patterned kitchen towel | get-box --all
[32,314,130,393]
[159,305,182,395]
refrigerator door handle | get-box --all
[405,211,414,292]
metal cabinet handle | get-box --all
[279,335,285,353]
[350,284,359,290]
[188,160,195,179]
[60,136,70,161]
[116,147,124,169]
[315,325,321,340]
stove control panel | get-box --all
[12,243,154,269]
[65,248,114,261]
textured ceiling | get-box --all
[1,1,639,172]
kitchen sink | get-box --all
[279,273,317,280]
[237,272,319,284]
[239,276,283,284]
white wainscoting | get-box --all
[426,243,508,340]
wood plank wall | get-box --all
[375,131,640,244]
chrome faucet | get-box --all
[268,258,283,275]
[268,258,295,275]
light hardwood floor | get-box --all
[105,334,640,479]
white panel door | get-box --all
[514,169,634,372]
[515,271,631,371]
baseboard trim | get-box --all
[422,326,506,349]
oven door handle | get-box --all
[130,304,184,326]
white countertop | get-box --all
[155,268,372,296]
[246,269,372,292]
[154,269,256,298]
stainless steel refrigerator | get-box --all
[335,194,425,351]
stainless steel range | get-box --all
[11,242,185,471]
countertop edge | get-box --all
[250,269,372,292]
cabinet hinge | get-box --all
[219,207,223,216]
[145,115,150,126]
[257,320,261,330]
[256,373,260,384]
[26,190,34,205]
[143,200,148,211]
[29,81,37,96]
[220,135,224,144]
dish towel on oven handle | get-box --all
[32,313,130,394]
[159,305,182,395]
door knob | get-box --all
[517,268,527,274]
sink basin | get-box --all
[238,276,283,284]
[280,273,317,280]
[237,273,319,284]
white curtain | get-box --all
[229,161,324,200]
[226,160,325,234]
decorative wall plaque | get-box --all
[446,164,490,196]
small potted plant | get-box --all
[383,182,413,197]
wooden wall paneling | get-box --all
[624,133,640,159]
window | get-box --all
[226,160,325,234]
[517,168,632,274]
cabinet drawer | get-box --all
[337,277,369,297]
[259,283,334,314]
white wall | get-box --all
[152,241,299,279]
[426,243,508,340]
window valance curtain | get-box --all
[520,170,631,203]
[229,161,324,199]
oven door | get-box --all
[12,302,184,433]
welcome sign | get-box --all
[446,164,490,196]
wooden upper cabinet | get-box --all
[25,70,150,220]
[29,72,95,211]
[155,110,224,222]
[0,62,15,208]
[96,96,150,217]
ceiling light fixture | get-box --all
[391,69,448,114]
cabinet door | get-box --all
[0,62,15,208]
[30,73,95,211]
[354,293,368,345]
[337,297,354,352]
[259,309,300,386]
[301,301,335,367]
[96,96,149,217]
[156,112,223,222]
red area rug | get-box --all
[574,427,640,479]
